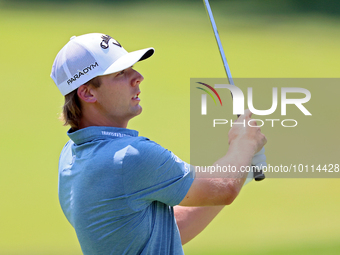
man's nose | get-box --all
[132,69,144,87]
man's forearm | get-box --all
[190,140,256,204]
[174,205,224,245]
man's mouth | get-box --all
[132,92,140,100]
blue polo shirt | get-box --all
[58,126,195,255]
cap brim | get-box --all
[102,47,154,76]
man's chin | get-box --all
[133,106,143,117]
[137,105,142,115]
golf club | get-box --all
[203,0,266,181]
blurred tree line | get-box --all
[2,0,340,16]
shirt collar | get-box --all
[67,126,139,145]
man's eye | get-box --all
[119,70,125,75]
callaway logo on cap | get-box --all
[50,33,154,96]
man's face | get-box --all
[92,67,144,127]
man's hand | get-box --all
[228,109,267,156]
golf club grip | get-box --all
[253,167,265,181]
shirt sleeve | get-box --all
[117,138,195,211]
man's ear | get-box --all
[77,84,97,103]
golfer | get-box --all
[51,33,266,255]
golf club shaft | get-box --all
[203,0,265,181]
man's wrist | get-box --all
[229,138,257,158]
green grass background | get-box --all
[0,0,339,254]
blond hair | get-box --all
[60,76,101,130]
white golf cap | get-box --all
[51,33,154,96]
